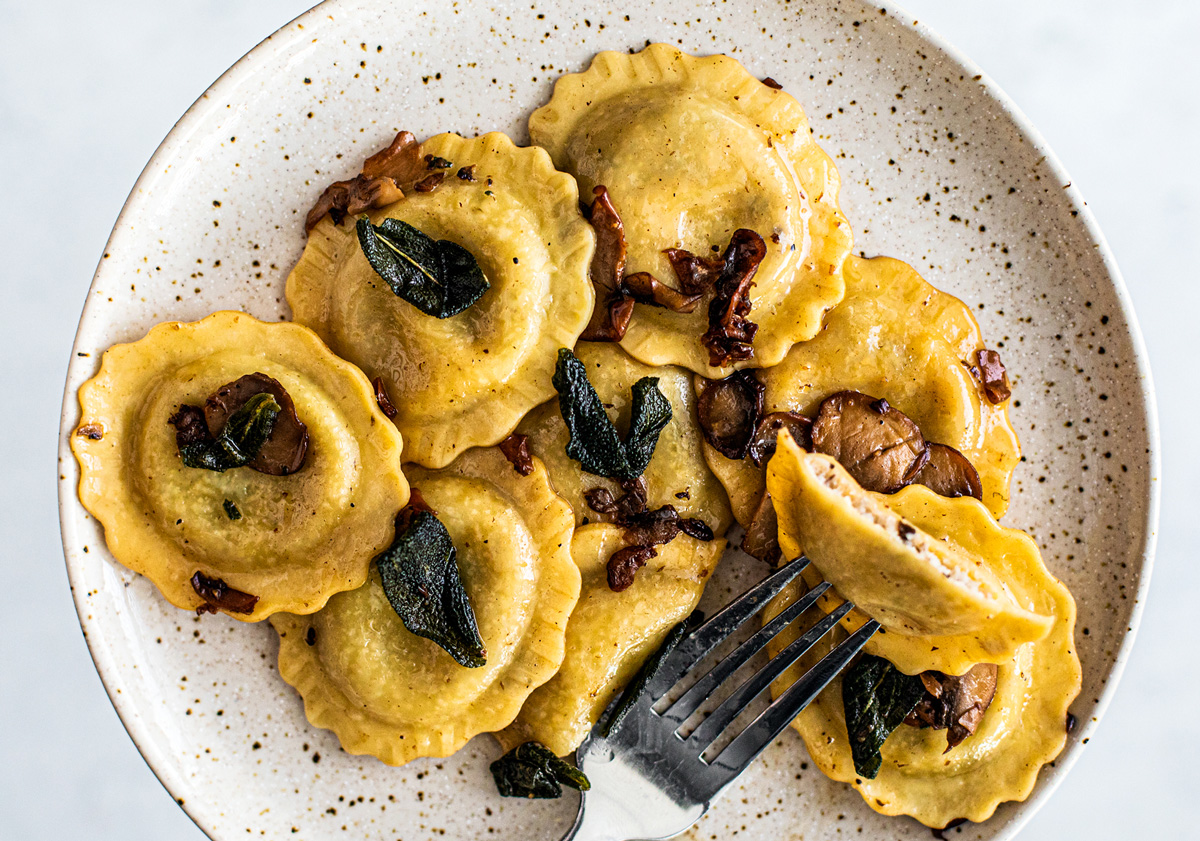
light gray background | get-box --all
[1,0,1192,838]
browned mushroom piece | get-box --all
[741,491,781,564]
[371,376,399,420]
[747,411,813,468]
[663,246,725,295]
[911,443,984,501]
[810,391,927,494]
[304,131,425,231]
[581,185,636,341]
[696,370,765,460]
[903,663,999,751]
[624,271,703,313]
[498,432,534,476]
[607,545,658,592]
[974,348,1011,404]
[701,229,767,368]
[203,373,309,476]
[191,571,259,615]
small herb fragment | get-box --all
[356,216,489,319]
[552,348,671,482]
[602,611,700,736]
[223,499,242,520]
[375,508,486,668]
[842,654,927,779]
[490,742,590,799]
[171,392,281,472]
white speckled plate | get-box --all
[57,1,1159,839]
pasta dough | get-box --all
[287,131,595,468]
[530,44,852,377]
[273,447,579,765]
[71,311,409,621]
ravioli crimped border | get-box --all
[272,448,580,766]
[71,310,409,622]
[777,485,1080,826]
[529,44,853,377]
[287,131,596,468]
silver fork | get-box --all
[561,557,879,841]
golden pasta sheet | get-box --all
[273,448,579,765]
[288,131,595,468]
[530,44,852,377]
[71,311,409,621]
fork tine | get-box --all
[648,557,809,699]
[709,617,881,777]
[659,581,833,725]
[684,600,854,750]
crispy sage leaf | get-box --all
[375,510,486,668]
[490,742,590,799]
[552,348,671,482]
[174,393,280,472]
[222,499,242,520]
[842,654,927,779]
[602,611,701,737]
[356,216,489,318]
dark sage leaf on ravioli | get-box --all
[842,654,927,779]
[602,612,700,737]
[490,741,591,799]
[172,392,280,472]
[356,216,489,318]
[375,510,487,668]
[552,348,672,482]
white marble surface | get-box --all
[0,0,1192,838]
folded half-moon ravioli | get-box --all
[272,447,579,765]
[704,255,1020,526]
[71,311,409,621]
[766,485,1080,826]
[498,523,722,757]
[287,131,595,468]
[767,439,1051,672]
[529,45,852,377]
[518,342,733,535]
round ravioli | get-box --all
[272,447,579,765]
[498,523,723,757]
[518,342,733,535]
[529,44,852,377]
[71,311,409,621]
[767,485,1080,827]
[768,440,1051,672]
[287,131,595,468]
[704,255,1020,527]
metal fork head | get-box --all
[566,557,879,841]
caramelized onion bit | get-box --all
[911,443,983,501]
[974,349,1011,403]
[747,411,812,467]
[581,185,635,341]
[372,376,398,419]
[305,131,424,231]
[203,373,309,476]
[498,433,535,476]
[697,370,765,460]
[810,390,926,493]
[607,545,657,592]
[701,229,767,367]
[741,491,781,563]
[903,663,999,751]
[191,571,259,615]
[624,271,703,313]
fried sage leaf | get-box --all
[602,612,699,737]
[842,654,927,779]
[375,510,487,668]
[490,741,591,799]
[172,392,281,472]
[552,348,671,482]
[356,216,489,318]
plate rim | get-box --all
[56,1,1162,838]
